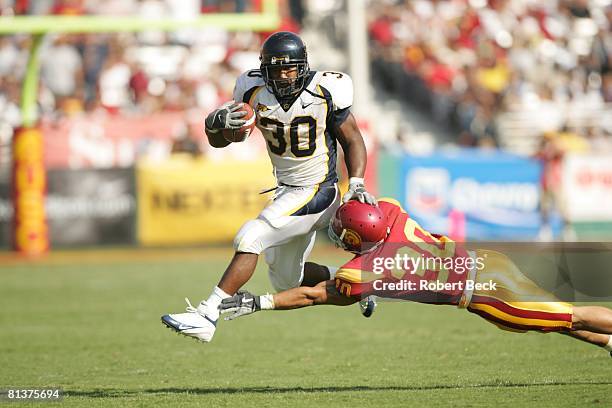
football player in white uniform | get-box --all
[161,32,377,342]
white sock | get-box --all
[604,335,612,352]
[205,286,230,320]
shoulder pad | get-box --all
[233,70,265,103]
[318,71,353,110]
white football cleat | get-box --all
[161,298,217,342]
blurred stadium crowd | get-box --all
[1,0,610,155]
[0,0,304,161]
[369,0,612,153]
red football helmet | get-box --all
[328,201,390,254]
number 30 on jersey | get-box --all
[261,116,317,158]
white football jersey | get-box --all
[233,70,353,187]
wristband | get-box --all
[260,294,275,310]
[348,177,364,186]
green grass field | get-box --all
[1,247,610,407]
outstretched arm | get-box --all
[273,280,358,309]
[219,280,357,320]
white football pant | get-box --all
[233,184,340,291]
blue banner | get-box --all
[400,149,556,240]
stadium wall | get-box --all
[4,123,612,248]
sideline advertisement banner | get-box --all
[562,154,612,222]
[401,149,547,240]
[0,168,136,248]
[46,168,136,246]
[41,110,267,169]
[377,150,402,199]
[137,156,275,246]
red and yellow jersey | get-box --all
[334,198,474,305]
[334,198,575,333]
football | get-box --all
[222,102,256,143]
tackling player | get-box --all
[220,198,612,358]
[161,32,376,342]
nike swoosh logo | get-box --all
[301,102,313,109]
[178,323,196,331]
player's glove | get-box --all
[342,177,377,205]
[219,290,262,321]
[204,101,247,134]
